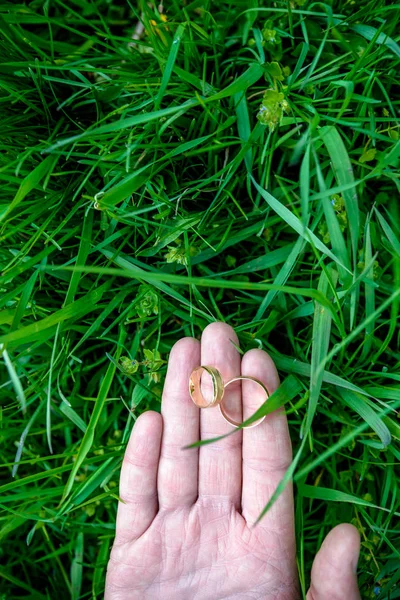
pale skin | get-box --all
[106,323,361,600]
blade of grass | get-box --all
[61,327,126,501]
[270,352,376,399]
[234,90,253,172]
[303,267,337,439]
[59,403,87,434]
[71,532,84,600]
[0,454,118,496]
[154,24,185,110]
[92,538,110,600]
[44,64,264,153]
[9,270,39,333]
[0,282,110,348]
[300,142,311,223]
[299,484,378,509]
[318,287,400,382]
[374,206,400,257]
[1,155,58,222]
[255,437,307,525]
[223,243,294,276]
[338,388,391,447]
[1,347,26,414]
[254,237,306,321]
[313,148,350,277]
[251,176,351,274]
[295,398,400,484]
[0,569,47,599]
[53,263,338,314]
[350,23,400,58]
[12,402,43,477]
[64,207,93,305]
[319,126,359,265]
[362,216,375,357]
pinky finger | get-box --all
[114,411,162,545]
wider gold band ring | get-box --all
[189,366,224,408]
[189,366,268,429]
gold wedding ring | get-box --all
[189,366,268,429]
[189,366,224,408]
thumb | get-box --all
[306,523,361,600]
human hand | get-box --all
[105,323,361,600]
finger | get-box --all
[198,322,242,508]
[241,349,294,535]
[307,524,361,600]
[114,411,162,544]
[157,337,201,509]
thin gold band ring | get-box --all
[220,376,268,428]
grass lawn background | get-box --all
[1,0,399,598]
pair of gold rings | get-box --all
[189,366,268,429]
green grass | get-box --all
[1,0,400,597]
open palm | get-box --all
[106,323,361,600]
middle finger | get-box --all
[198,322,242,509]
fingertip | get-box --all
[127,410,163,457]
[201,321,239,346]
[319,523,361,572]
[241,347,274,363]
[169,336,200,362]
[134,409,163,433]
[162,336,201,404]
[241,348,280,392]
[308,523,361,600]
